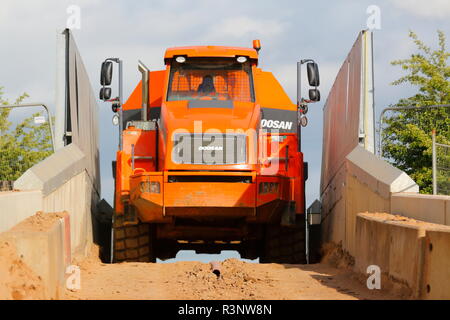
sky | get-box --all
[1,0,449,262]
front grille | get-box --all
[168,175,252,183]
[172,133,246,165]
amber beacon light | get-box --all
[253,39,261,52]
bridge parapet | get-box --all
[0,29,100,298]
[320,144,450,298]
[321,145,419,256]
[13,143,95,258]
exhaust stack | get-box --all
[138,60,150,121]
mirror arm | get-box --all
[100,57,123,150]
[297,59,317,107]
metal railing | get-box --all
[432,129,450,195]
[0,103,55,150]
[378,104,450,158]
[0,103,55,190]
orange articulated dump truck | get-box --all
[99,40,320,263]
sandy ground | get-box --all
[3,211,423,300]
[64,250,397,300]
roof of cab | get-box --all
[164,46,259,61]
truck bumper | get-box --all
[130,171,257,222]
[129,171,299,223]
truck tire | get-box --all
[112,213,156,263]
[260,217,306,264]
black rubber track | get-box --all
[260,217,306,264]
[112,213,156,263]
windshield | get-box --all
[167,57,254,102]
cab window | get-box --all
[167,57,255,102]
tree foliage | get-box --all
[383,30,450,194]
[0,87,53,181]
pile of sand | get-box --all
[364,212,449,228]
[320,242,355,270]
[10,211,67,232]
[176,258,272,300]
[0,240,45,300]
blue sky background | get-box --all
[1,0,449,262]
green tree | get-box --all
[0,87,53,182]
[383,30,450,194]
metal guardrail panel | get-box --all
[320,30,375,196]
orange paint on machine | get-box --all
[99,40,321,263]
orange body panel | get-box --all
[122,70,166,111]
[254,68,296,110]
[129,172,167,223]
[165,46,258,60]
[114,44,306,232]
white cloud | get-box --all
[389,0,450,19]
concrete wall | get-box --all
[423,228,450,299]
[11,144,97,259]
[43,170,94,258]
[0,191,42,233]
[355,213,450,299]
[0,143,98,298]
[321,145,450,298]
[355,213,425,297]
[321,30,375,196]
[321,145,418,256]
[0,29,100,299]
[0,214,71,299]
[391,193,450,226]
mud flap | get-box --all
[280,201,296,226]
[123,202,139,225]
[306,199,322,263]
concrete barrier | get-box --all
[355,213,426,297]
[355,212,450,299]
[42,170,94,258]
[321,145,418,256]
[0,143,98,299]
[320,145,450,298]
[0,29,100,299]
[391,193,450,226]
[0,190,42,233]
[13,143,97,260]
[423,227,450,299]
[0,212,71,299]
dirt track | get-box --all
[64,252,396,300]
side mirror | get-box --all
[100,61,113,86]
[309,89,320,102]
[99,87,112,100]
[307,62,320,87]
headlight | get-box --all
[236,56,247,63]
[175,56,186,63]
